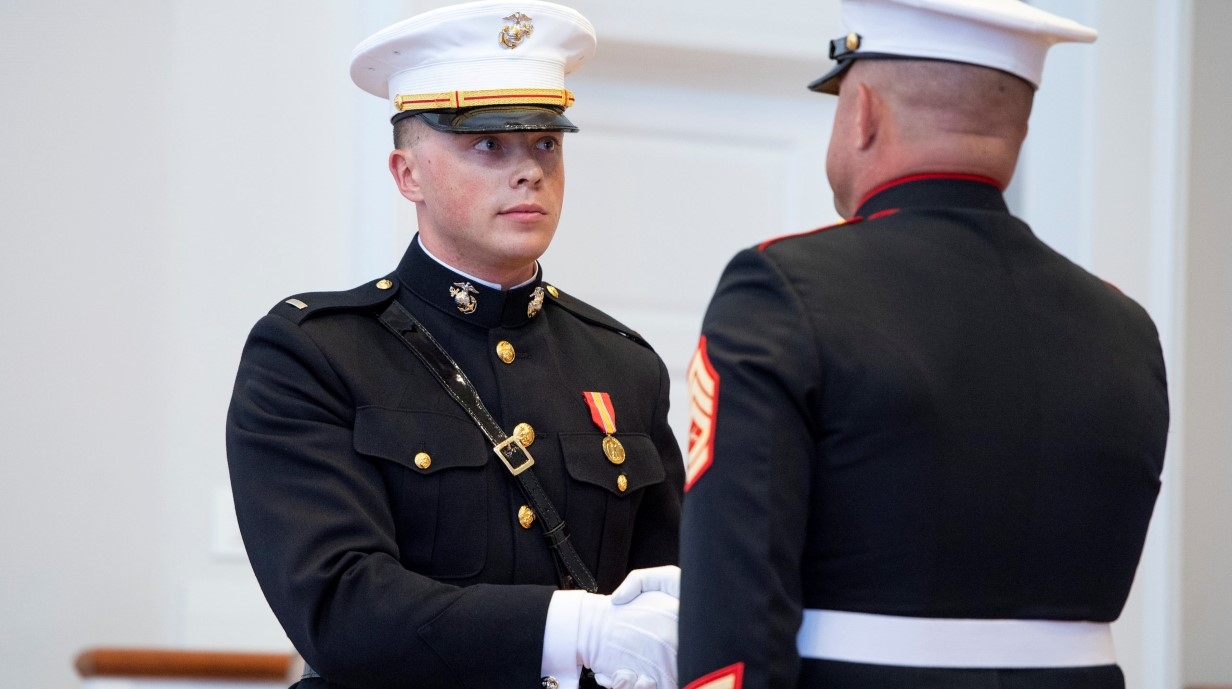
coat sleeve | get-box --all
[677,248,822,689]
[627,355,685,569]
[226,314,554,689]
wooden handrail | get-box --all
[75,647,293,681]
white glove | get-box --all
[577,590,678,689]
[599,669,662,689]
[610,565,681,605]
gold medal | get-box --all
[584,391,627,465]
[602,434,625,465]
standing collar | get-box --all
[855,174,1009,219]
[394,234,547,329]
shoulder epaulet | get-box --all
[270,276,400,325]
[544,283,653,351]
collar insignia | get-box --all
[527,286,545,318]
[449,282,479,314]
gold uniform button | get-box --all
[414,452,431,470]
[513,422,535,448]
[376,278,393,290]
[546,284,560,298]
[518,505,536,529]
[617,474,628,492]
[845,32,861,52]
[496,340,516,364]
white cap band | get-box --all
[350,1,596,120]
[811,0,1097,93]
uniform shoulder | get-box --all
[543,283,653,351]
[756,216,867,252]
[269,276,400,325]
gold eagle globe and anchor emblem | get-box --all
[527,286,546,318]
[449,282,480,314]
[499,12,534,49]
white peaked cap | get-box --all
[810,0,1097,95]
[351,0,596,131]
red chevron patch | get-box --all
[686,336,720,491]
[684,662,745,689]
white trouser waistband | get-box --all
[797,609,1116,668]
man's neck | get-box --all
[417,236,538,290]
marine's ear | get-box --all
[854,81,880,152]
[389,148,424,203]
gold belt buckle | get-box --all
[493,435,535,476]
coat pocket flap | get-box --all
[559,432,665,496]
[354,406,489,474]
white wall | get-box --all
[1,4,177,687]
[0,2,1224,689]
[156,0,372,653]
[0,2,401,686]
[1182,0,1232,685]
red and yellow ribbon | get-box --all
[582,391,617,434]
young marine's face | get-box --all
[400,126,565,285]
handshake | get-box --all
[558,565,681,689]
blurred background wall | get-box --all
[0,1,1226,688]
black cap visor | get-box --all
[394,105,578,133]
[808,59,855,95]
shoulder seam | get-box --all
[546,288,653,351]
[758,217,864,251]
[269,277,399,325]
[745,248,826,398]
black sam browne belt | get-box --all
[376,299,599,593]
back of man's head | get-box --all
[825,59,1034,217]
[858,59,1034,143]
[811,0,1096,216]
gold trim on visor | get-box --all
[395,88,575,112]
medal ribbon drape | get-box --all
[583,391,626,465]
[583,391,617,432]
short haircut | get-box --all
[393,116,425,150]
